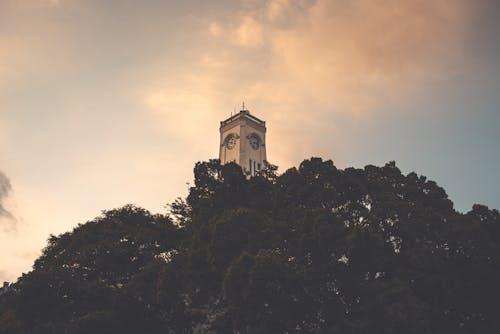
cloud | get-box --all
[0,171,14,222]
[231,16,264,47]
[143,0,470,166]
[216,0,468,112]
[0,170,16,234]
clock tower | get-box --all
[219,106,267,176]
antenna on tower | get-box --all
[242,101,246,111]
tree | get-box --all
[1,158,499,333]
[0,205,184,333]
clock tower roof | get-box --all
[220,108,266,130]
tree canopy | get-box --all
[1,158,499,333]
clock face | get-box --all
[225,134,237,150]
[249,134,260,150]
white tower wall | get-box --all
[219,109,267,176]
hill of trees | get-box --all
[0,158,499,333]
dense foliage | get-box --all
[1,158,499,333]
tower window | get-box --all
[249,159,252,173]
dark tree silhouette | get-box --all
[1,158,499,334]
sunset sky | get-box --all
[1,0,499,281]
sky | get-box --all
[0,0,499,282]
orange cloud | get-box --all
[221,0,469,112]
[145,0,470,165]
[231,16,265,47]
